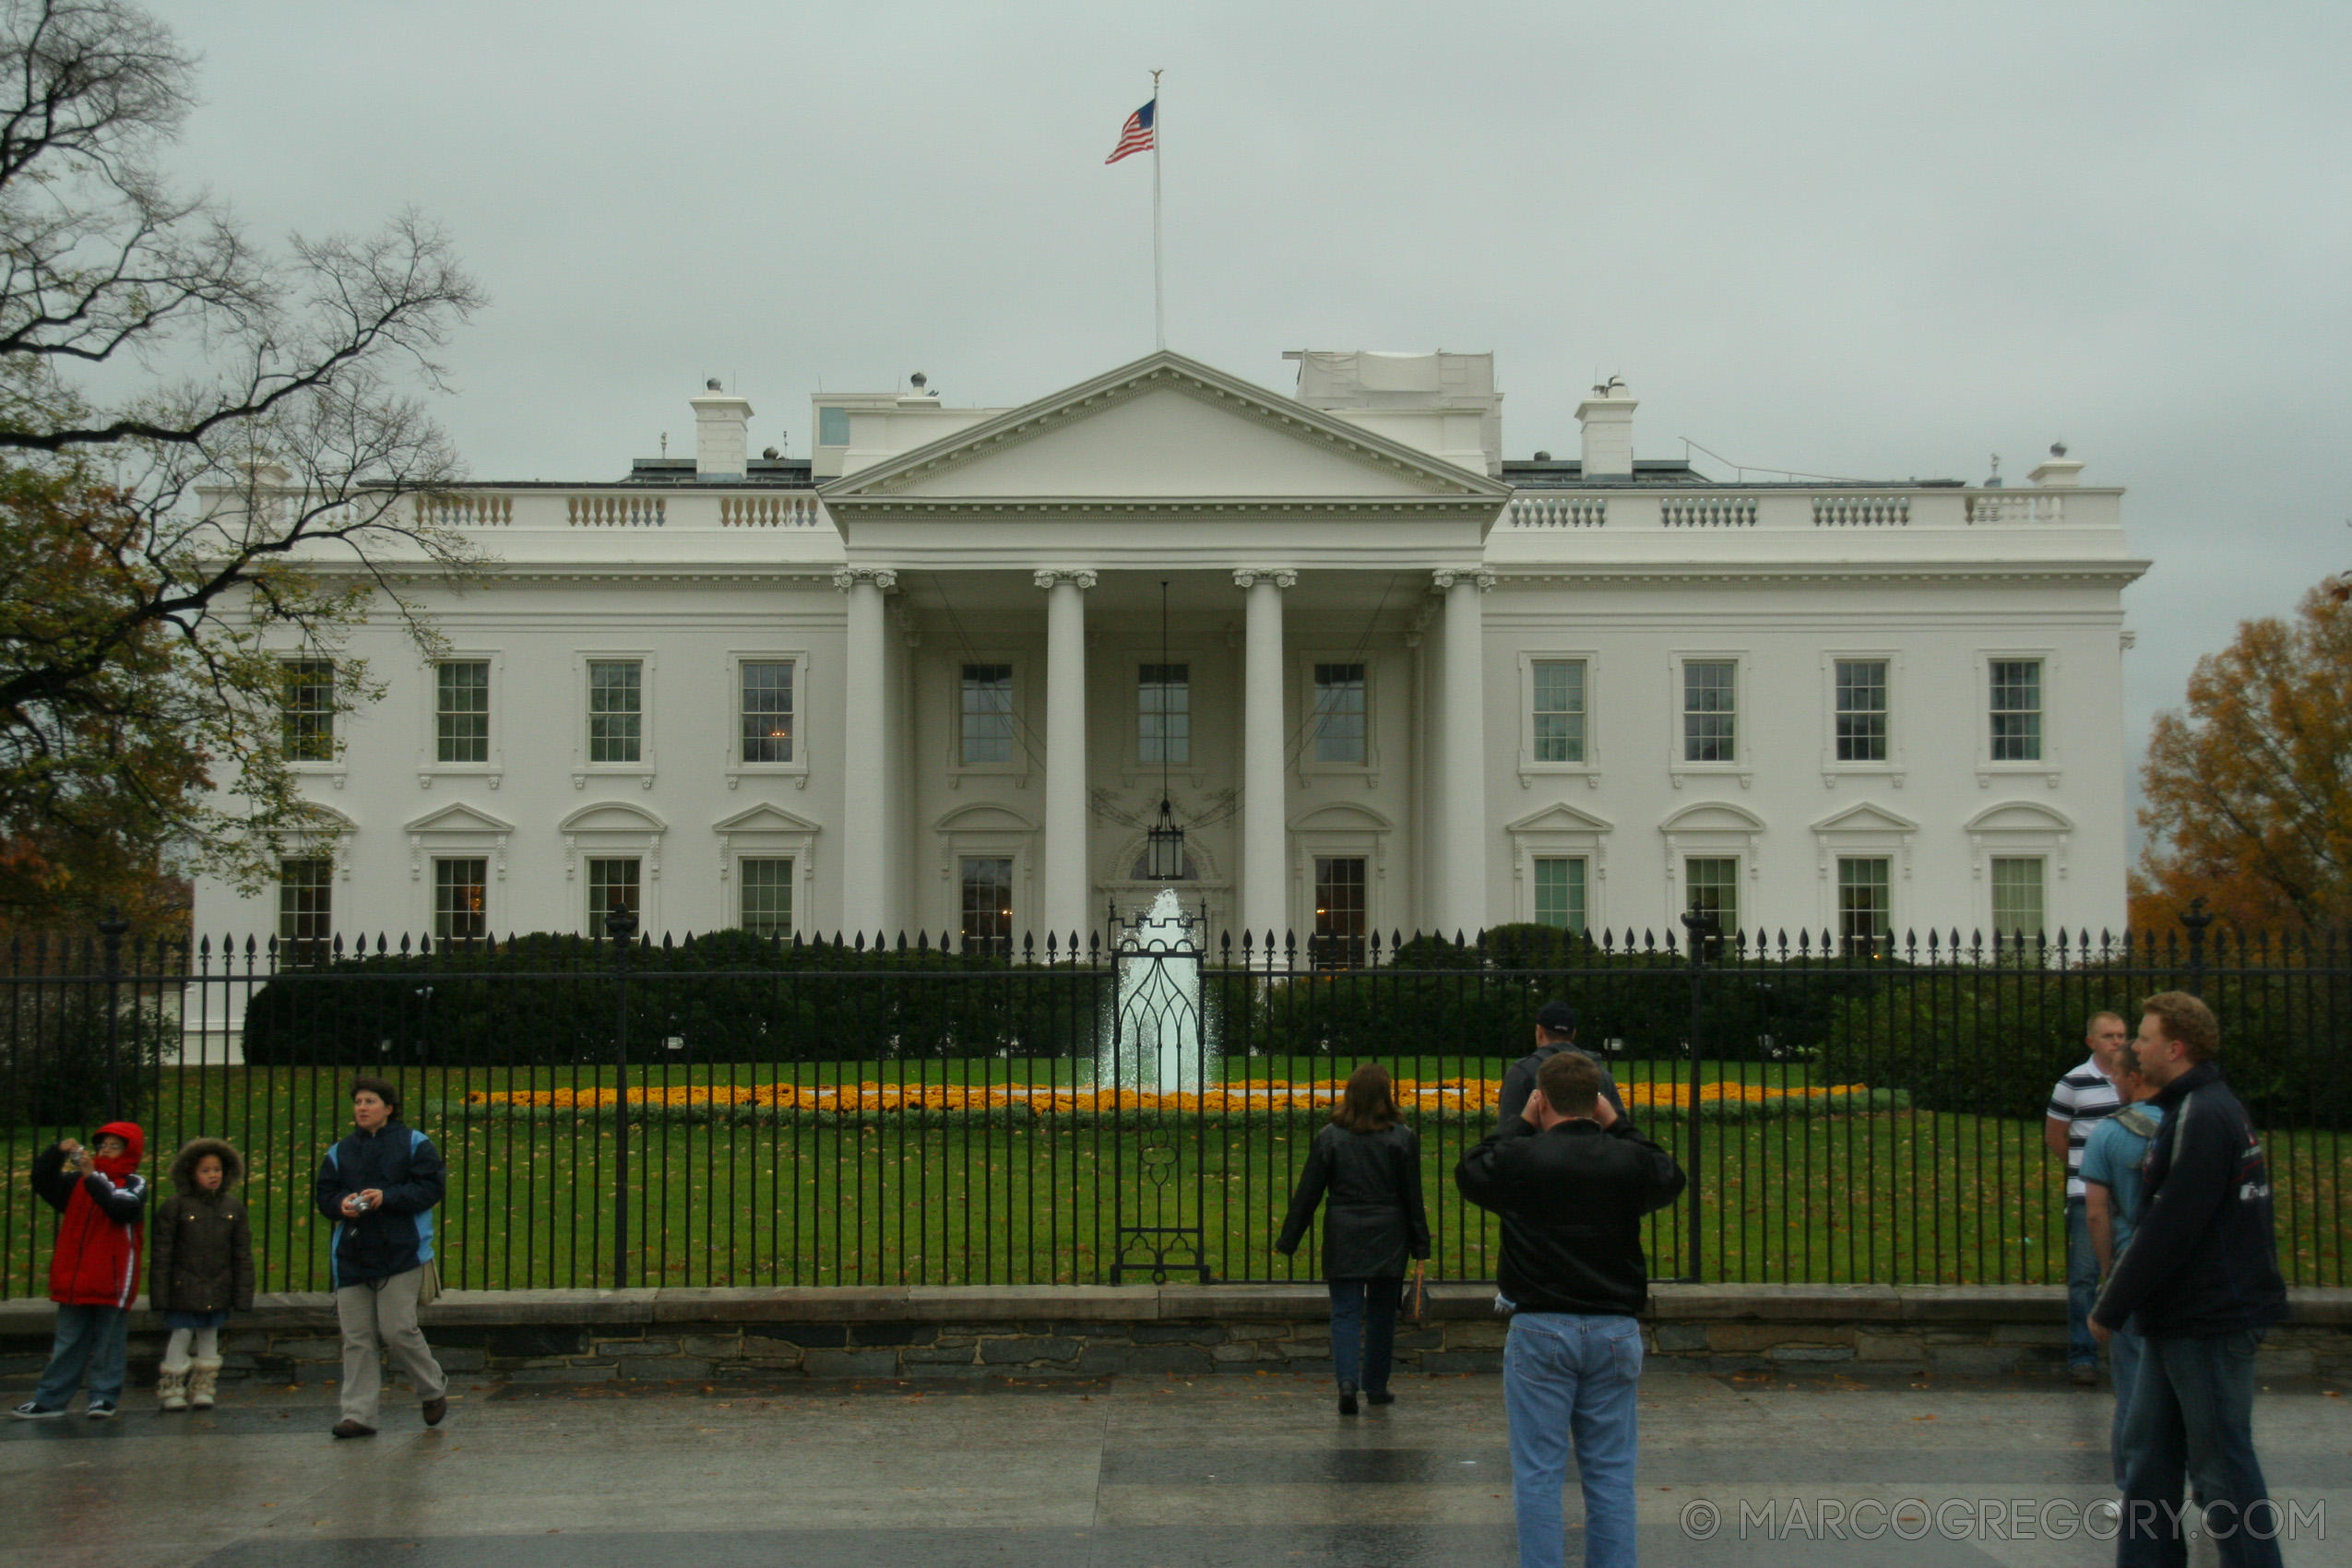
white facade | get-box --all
[196,350,2146,954]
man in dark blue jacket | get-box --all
[314,1075,448,1439]
[2091,992,2287,1568]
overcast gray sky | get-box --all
[172,2,2347,832]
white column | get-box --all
[837,567,897,936]
[1037,568,1097,944]
[1436,569,1492,938]
[1236,568,1295,946]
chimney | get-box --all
[691,378,754,480]
[2028,442,2084,488]
[1576,376,1635,478]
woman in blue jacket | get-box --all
[314,1075,447,1439]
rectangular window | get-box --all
[740,660,794,764]
[1313,662,1367,765]
[1835,659,1888,764]
[588,659,643,763]
[1991,857,2046,940]
[818,406,850,446]
[433,858,487,942]
[1531,659,1586,764]
[1682,660,1736,763]
[435,660,491,764]
[1837,857,1892,953]
[1313,856,1368,968]
[738,857,793,938]
[281,659,336,762]
[278,857,333,960]
[1137,663,1190,766]
[1532,856,1587,933]
[960,856,1013,954]
[587,858,641,930]
[1684,856,1739,942]
[959,664,1015,766]
[1990,659,2043,762]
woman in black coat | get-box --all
[1276,1063,1432,1414]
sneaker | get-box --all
[330,1419,376,1440]
[84,1402,117,1420]
[10,1402,65,1420]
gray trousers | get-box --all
[335,1266,445,1425]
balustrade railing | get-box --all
[719,494,824,528]
[1812,494,1911,527]
[1507,495,1607,528]
[1660,495,1758,528]
[567,493,668,528]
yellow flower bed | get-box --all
[463,1077,1870,1115]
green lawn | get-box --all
[5,1062,2345,1296]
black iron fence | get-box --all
[3,911,2345,1298]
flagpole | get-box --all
[1151,68,1164,352]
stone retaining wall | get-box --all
[4,1285,2346,1387]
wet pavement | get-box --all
[2,1361,2344,1567]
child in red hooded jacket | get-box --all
[13,1120,148,1420]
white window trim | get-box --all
[947,650,1030,788]
[1516,650,1600,790]
[404,802,516,937]
[279,655,348,790]
[1659,802,1764,939]
[725,647,812,790]
[934,806,1039,944]
[561,801,667,937]
[1298,649,1381,788]
[1966,800,2073,938]
[1288,807,1393,945]
[1809,803,1918,940]
[1818,649,1905,790]
[1505,803,1612,930]
[714,804,820,936]
[1669,649,1751,790]
[1976,647,2061,790]
[1119,644,1211,784]
[573,649,658,790]
[417,649,504,791]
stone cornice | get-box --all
[1485,560,2152,588]
[818,494,1503,517]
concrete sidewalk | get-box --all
[1,1362,2342,1567]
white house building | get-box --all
[193,348,2147,956]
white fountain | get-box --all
[1111,888,1206,1094]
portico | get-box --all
[819,350,1512,946]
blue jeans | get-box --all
[2120,1329,2283,1568]
[32,1303,130,1409]
[1503,1313,1642,1568]
[2108,1326,2144,1491]
[1326,1277,1398,1394]
[2065,1197,2100,1366]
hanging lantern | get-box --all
[1146,795,1186,883]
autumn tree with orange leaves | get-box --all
[2132,580,2352,933]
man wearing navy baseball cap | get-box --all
[1495,1001,1627,1135]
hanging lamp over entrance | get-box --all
[1145,579,1186,883]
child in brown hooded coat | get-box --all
[148,1139,255,1410]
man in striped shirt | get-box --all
[2046,1012,2128,1384]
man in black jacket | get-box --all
[2091,992,2287,1568]
[1457,1052,1685,1568]
[1492,1001,1627,1136]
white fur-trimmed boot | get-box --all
[187,1358,222,1410]
[157,1364,189,1411]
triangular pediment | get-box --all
[711,803,820,836]
[823,352,1511,504]
[404,802,515,835]
[1506,802,1615,835]
[1812,802,1919,836]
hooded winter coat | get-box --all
[148,1139,255,1316]
[31,1120,148,1308]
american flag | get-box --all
[1105,99,1155,164]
